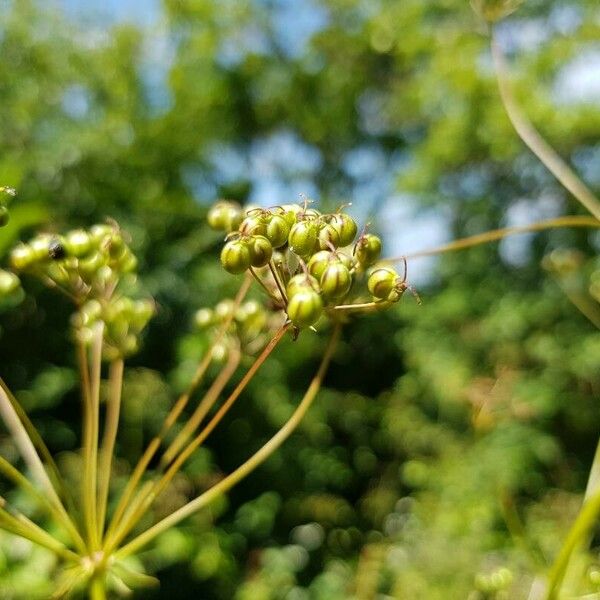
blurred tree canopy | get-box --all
[0,0,599,598]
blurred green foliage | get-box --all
[0,0,599,598]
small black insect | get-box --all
[48,239,66,260]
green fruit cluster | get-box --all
[72,296,155,360]
[194,298,272,360]
[209,201,413,331]
[9,224,138,300]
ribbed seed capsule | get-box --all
[279,204,302,227]
[266,215,290,248]
[207,201,242,232]
[288,221,317,256]
[307,250,335,280]
[337,251,355,271]
[320,262,352,300]
[318,223,341,250]
[286,273,319,297]
[330,213,358,247]
[355,234,382,267]
[287,288,323,328]
[367,268,398,300]
[0,206,9,227]
[248,235,273,268]
[220,239,251,274]
[240,215,267,237]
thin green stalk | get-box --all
[115,324,341,560]
[81,323,104,551]
[386,216,600,261]
[490,30,600,221]
[0,506,78,562]
[104,275,251,544]
[160,345,241,467]
[544,489,600,599]
[97,359,124,540]
[268,261,288,305]
[0,454,86,554]
[249,267,281,305]
[333,301,390,312]
[89,574,107,600]
[0,378,85,554]
[0,376,70,507]
[105,323,290,555]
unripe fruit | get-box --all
[195,308,214,329]
[266,215,290,248]
[286,273,319,297]
[79,252,105,279]
[320,262,352,300]
[65,229,92,258]
[355,234,382,267]
[337,251,355,271]
[207,201,243,232]
[303,207,321,219]
[248,235,273,268]
[318,223,341,250]
[367,268,398,299]
[90,224,113,246]
[10,244,36,270]
[132,299,155,329]
[307,250,334,280]
[215,299,235,320]
[288,221,317,256]
[0,206,9,227]
[0,269,20,296]
[30,235,53,261]
[240,215,267,237]
[287,288,323,328]
[221,239,251,274]
[330,213,357,247]
[116,249,138,273]
[279,204,302,227]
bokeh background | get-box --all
[0,0,599,598]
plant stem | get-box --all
[333,301,390,312]
[0,378,85,554]
[97,359,124,540]
[249,267,281,305]
[81,323,104,551]
[105,323,290,554]
[544,488,600,599]
[89,574,106,600]
[103,276,251,545]
[0,504,79,561]
[0,376,70,508]
[268,261,288,306]
[0,453,86,554]
[115,324,341,560]
[387,216,600,261]
[160,345,241,467]
[490,30,600,221]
